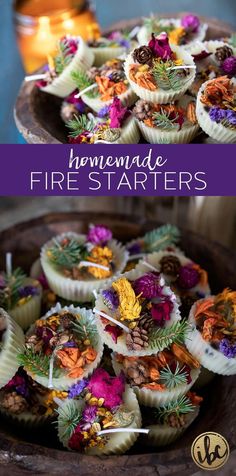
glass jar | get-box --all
[13,0,99,72]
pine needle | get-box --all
[48,239,88,269]
[17,347,60,378]
[160,362,188,389]
[57,399,82,442]
[54,39,74,75]
[153,61,182,91]
[73,314,98,346]
[156,395,195,422]
[149,320,189,351]
[71,71,99,98]
[66,114,95,138]
[0,267,26,309]
[144,224,180,253]
[153,109,179,130]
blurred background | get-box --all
[0,196,236,251]
[0,0,235,144]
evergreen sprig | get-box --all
[149,320,189,351]
[57,400,82,442]
[160,362,188,389]
[153,109,179,130]
[153,61,182,91]
[144,224,180,253]
[156,395,195,422]
[48,239,88,269]
[143,16,173,36]
[54,39,74,75]
[71,71,99,98]
[73,314,98,347]
[66,114,95,138]
[0,267,26,310]
[17,347,60,378]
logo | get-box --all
[191,432,230,471]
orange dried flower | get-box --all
[149,367,160,381]
[200,76,234,107]
[82,347,97,362]
[187,391,203,406]
[142,382,165,391]
[171,343,200,368]
[195,298,214,319]
[57,348,81,369]
[202,318,218,341]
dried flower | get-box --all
[133,46,154,66]
[87,225,112,245]
[68,424,84,451]
[127,242,142,255]
[148,33,173,61]
[112,277,142,321]
[151,300,173,326]
[18,285,39,298]
[87,246,113,279]
[133,272,162,299]
[219,338,236,358]
[181,14,200,33]
[68,379,88,399]
[192,50,212,62]
[97,104,111,118]
[104,324,123,343]
[221,56,236,77]
[209,107,236,126]
[177,265,200,289]
[83,404,98,423]
[87,369,125,410]
[102,288,119,310]
[109,97,129,128]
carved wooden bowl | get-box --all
[0,211,236,475]
[14,14,234,144]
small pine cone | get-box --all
[126,326,149,351]
[126,361,150,385]
[61,103,78,123]
[215,45,233,62]
[168,413,187,428]
[160,255,181,277]
[61,314,74,330]
[138,315,154,332]
[2,392,28,415]
[87,67,100,81]
[133,100,153,121]
[107,70,125,82]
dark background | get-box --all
[0,0,235,143]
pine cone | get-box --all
[126,325,149,351]
[133,100,153,121]
[133,46,153,66]
[160,255,181,277]
[87,67,100,81]
[107,70,125,82]
[126,361,149,385]
[167,413,187,428]
[138,314,154,331]
[61,103,78,123]
[215,45,233,62]
[2,392,28,415]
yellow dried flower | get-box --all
[112,277,141,321]
[169,27,186,45]
[87,246,113,279]
[174,59,184,66]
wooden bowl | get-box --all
[0,211,236,475]
[14,14,235,144]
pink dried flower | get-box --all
[133,272,162,299]
[109,97,129,128]
[87,369,125,410]
[221,56,236,77]
[87,224,112,245]
[151,300,173,326]
[181,14,200,33]
[105,324,122,343]
[148,33,173,61]
[177,265,200,289]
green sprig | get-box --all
[149,320,189,351]
[153,109,179,130]
[0,268,26,310]
[152,61,182,91]
[57,400,83,443]
[54,39,74,75]
[143,16,173,36]
[160,362,188,389]
[71,71,99,98]
[144,224,180,253]
[66,114,95,139]
[17,347,60,378]
[156,395,195,422]
[73,314,98,347]
[48,239,88,269]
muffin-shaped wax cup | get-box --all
[72,58,137,113]
[94,264,184,357]
[67,97,140,144]
[35,35,94,98]
[21,304,103,391]
[145,392,202,446]
[137,251,210,318]
[40,225,128,302]
[57,369,143,455]
[0,308,24,389]
[112,344,200,407]
[125,33,196,104]
[0,368,67,427]
[137,14,207,49]
[88,31,136,66]
[133,95,199,144]
[185,289,236,375]
[0,258,42,330]
[196,76,236,143]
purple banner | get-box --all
[0,144,235,196]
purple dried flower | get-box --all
[102,288,119,310]
[181,14,200,33]
[63,341,77,348]
[148,33,173,61]
[127,242,142,255]
[87,224,112,245]
[219,339,236,358]
[36,326,54,344]
[209,107,228,123]
[97,105,111,118]
[221,56,236,76]
[82,404,98,423]
[18,285,39,298]
[5,373,29,398]
[68,379,88,399]
[133,272,162,299]
[177,265,200,289]
[225,110,236,126]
